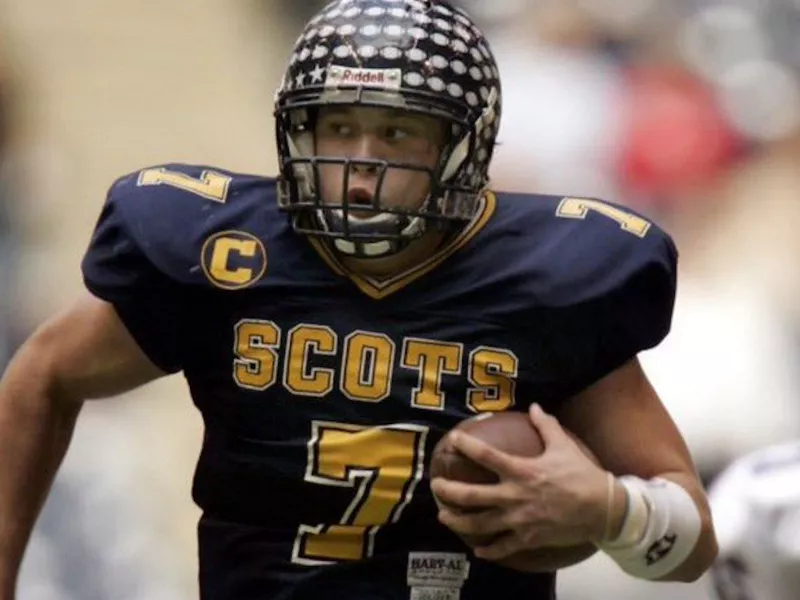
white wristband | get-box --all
[599,476,702,580]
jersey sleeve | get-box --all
[579,232,676,388]
[81,174,185,373]
[536,209,679,398]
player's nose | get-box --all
[349,134,383,174]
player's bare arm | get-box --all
[432,358,717,582]
[0,292,166,596]
[561,357,717,581]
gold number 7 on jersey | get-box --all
[556,197,651,238]
[291,421,429,565]
[137,167,232,202]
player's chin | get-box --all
[384,195,426,215]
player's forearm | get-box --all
[0,343,82,597]
[653,471,717,582]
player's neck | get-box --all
[340,230,448,279]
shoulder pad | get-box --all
[103,163,275,282]
[81,164,278,372]
[487,192,676,308]
[474,191,678,392]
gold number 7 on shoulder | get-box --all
[556,197,651,238]
[137,167,232,203]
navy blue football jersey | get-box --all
[81,164,677,600]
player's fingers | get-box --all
[437,507,508,537]
[473,531,526,561]
[447,431,524,478]
[528,403,568,448]
[430,477,509,508]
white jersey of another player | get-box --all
[708,441,800,600]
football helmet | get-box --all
[274,0,502,258]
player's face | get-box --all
[314,106,447,214]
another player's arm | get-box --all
[558,357,718,582]
[0,292,166,597]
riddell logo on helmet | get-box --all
[325,66,402,91]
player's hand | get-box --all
[430,404,609,561]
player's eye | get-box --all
[331,122,354,137]
[319,119,355,138]
[383,126,410,142]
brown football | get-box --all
[429,411,599,572]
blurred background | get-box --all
[0,0,799,598]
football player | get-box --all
[708,441,800,600]
[0,1,717,598]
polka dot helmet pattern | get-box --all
[274,0,502,257]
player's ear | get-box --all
[432,121,458,172]
[436,119,452,150]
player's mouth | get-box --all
[346,187,379,219]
